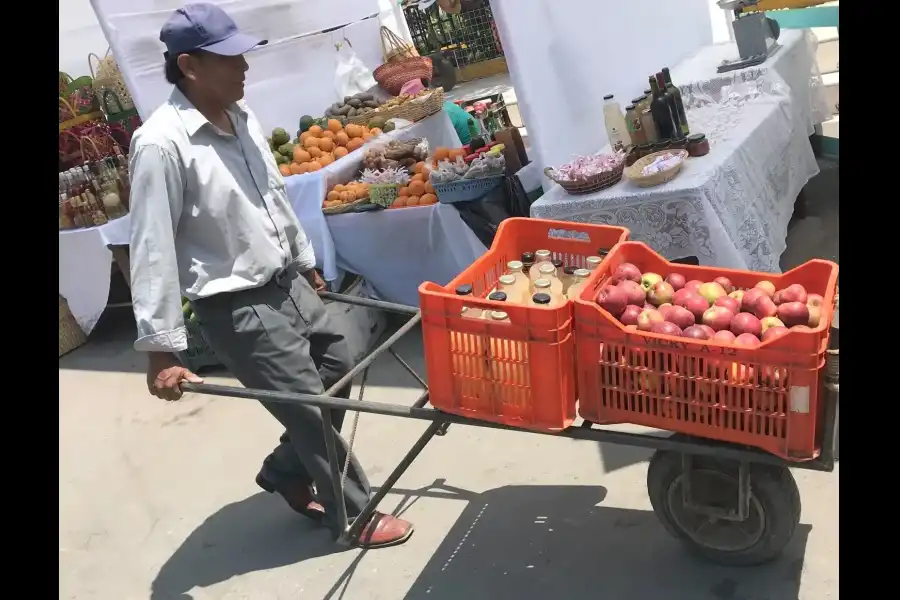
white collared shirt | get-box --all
[128,87,315,353]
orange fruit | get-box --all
[420,193,438,205]
[398,186,410,197]
[449,148,465,160]
[321,130,335,140]
[392,197,407,208]
[308,160,323,172]
[414,161,426,174]
[308,125,323,136]
[435,147,451,161]
[408,181,426,196]
[411,173,426,183]
[333,146,349,159]
[334,131,350,147]
[293,147,311,163]
[362,134,374,142]
[299,131,313,145]
[289,162,304,175]
[406,195,421,206]
[318,138,335,152]
[327,119,343,133]
[319,153,335,167]
[346,124,364,139]
[279,164,292,176]
[308,147,323,159]
[370,127,383,137]
[346,138,364,152]
[303,136,320,149]
[424,181,435,194]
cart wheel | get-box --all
[647,444,801,566]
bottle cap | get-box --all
[603,94,614,100]
[498,275,516,286]
[551,259,564,269]
[521,252,535,262]
[489,311,509,320]
[564,266,577,275]
[532,293,551,305]
[586,256,603,269]
[574,268,591,277]
[507,260,524,271]
[455,284,473,296]
[488,292,508,302]
[535,249,551,259]
[539,263,556,275]
[534,279,551,289]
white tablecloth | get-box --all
[285,110,461,283]
[532,88,817,273]
[670,29,832,137]
[59,215,131,334]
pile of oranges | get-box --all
[280,120,382,176]
[430,146,467,168]
[390,161,438,209]
[323,181,370,210]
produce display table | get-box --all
[670,29,832,137]
[285,109,488,305]
[532,88,817,273]
[59,215,131,334]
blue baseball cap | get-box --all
[160,3,268,57]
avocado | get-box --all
[272,127,290,147]
[298,115,315,133]
[277,143,294,157]
[382,121,396,133]
[367,116,387,130]
[276,154,290,165]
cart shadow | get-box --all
[149,491,344,600]
[400,482,810,600]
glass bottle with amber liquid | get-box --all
[656,72,684,139]
[662,67,690,137]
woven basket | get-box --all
[374,26,432,95]
[59,295,88,357]
[434,175,505,204]
[625,150,688,188]
[544,161,625,195]
[346,88,444,126]
[368,184,401,207]
[323,197,372,215]
[90,50,136,114]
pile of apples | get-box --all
[594,262,826,348]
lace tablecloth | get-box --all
[670,29,832,136]
[532,88,818,273]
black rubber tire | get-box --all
[647,443,801,566]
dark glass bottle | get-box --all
[656,72,684,139]
[662,67,690,137]
[649,76,676,141]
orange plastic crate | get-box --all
[419,218,630,432]
[573,242,839,461]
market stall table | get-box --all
[59,215,131,334]
[286,109,488,304]
[532,89,816,273]
[670,29,832,137]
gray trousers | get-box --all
[191,266,371,533]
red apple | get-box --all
[713,276,734,294]
[702,306,734,332]
[773,290,784,305]
[741,288,766,313]
[698,325,716,338]
[760,316,785,333]
[755,281,776,297]
[665,272,686,291]
[776,302,810,328]
[753,295,778,319]
[684,295,711,320]
[807,293,824,309]
[714,296,740,314]
[734,333,761,348]
[619,304,644,326]
[637,309,664,331]
[808,305,822,328]
[728,289,745,304]
[617,280,647,306]
[666,305,696,330]
[698,282,727,304]
[644,302,656,311]
[713,330,736,344]
[682,325,711,340]
[780,284,808,304]
[596,285,628,318]
[657,303,674,319]
[648,281,675,306]
[684,280,703,293]
[612,262,642,284]
[673,288,698,307]
[730,312,762,338]
[762,326,789,342]
[640,272,663,292]
[650,321,683,337]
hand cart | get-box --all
[182,291,838,567]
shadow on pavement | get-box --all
[400,482,809,600]
[149,491,344,600]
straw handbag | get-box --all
[89,49,136,115]
[373,26,433,96]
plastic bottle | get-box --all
[566,268,592,300]
[528,249,553,282]
[603,94,632,151]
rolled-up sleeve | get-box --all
[289,217,317,272]
[129,144,189,353]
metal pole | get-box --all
[319,291,420,316]
[323,312,422,397]
[389,347,428,389]
[340,420,445,546]
[321,408,349,536]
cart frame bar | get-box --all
[180,291,838,547]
